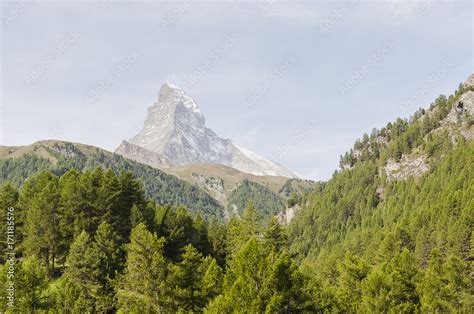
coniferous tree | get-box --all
[21,172,60,276]
[169,244,207,311]
[94,221,122,312]
[0,256,49,312]
[59,230,101,311]
[116,223,169,312]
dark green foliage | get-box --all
[154,205,213,262]
[278,178,315,198]
[116,223,169,312]
[228,179,285,217]
[0,155,51,186]
[59,231,101,311]
[0,143,222,220]
[0,168,227,312]
[287,141,473,312]
[94,221,122,312]
[288,86,474,311]
[0,256,49,312]
[339,84,474,168]
[20,172,61,276]
[208,217,309,313]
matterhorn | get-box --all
[116,83,298,178]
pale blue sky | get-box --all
[1,1,472,179]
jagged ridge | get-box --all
[116,83,298,178]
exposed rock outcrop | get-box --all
[276,204,300,225]
[115,140,174,169]
[383,154,429,181]
[463,73,474,88]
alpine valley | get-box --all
[0,74,473,312]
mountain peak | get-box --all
[160,82,182,92]
[156,82,202,117]
[117,87,298,178]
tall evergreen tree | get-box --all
[94,221,122,312]
[116,223,170,312]
[60,230,101,311]
[21,172,60,276]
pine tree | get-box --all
[169,244,207,311]
[0,256,49,312]
[226,202,262,253]
[207,237,268,312]
[129,204,144,228]
[61,230,101,311]
[116,223,170,312]
[265,252,308,312]
[94,221,122,312]
[207,217,227,267]
[264,217,288,254]
[14,256,49,311]
[361,249,420,312]
[202,257,223,302]
[113,171,146,239]
[418,250,472,312]
[22,172,60,276]
[334,254,369,312]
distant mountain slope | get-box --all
[162,162,314,216]
[116,83,298,177]
[0,140,222,219]
[227,179,286,218]
[163,163,287,200]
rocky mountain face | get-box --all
[341,74,474,183]
[116,83,297,177]
[115,140,174,169]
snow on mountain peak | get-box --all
[116,84,298,178]
[157,82,202,116]
[162,82,181,90]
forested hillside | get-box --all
[228,179,285,217]
[0,141,222,219]
[163,164,315,218]
[0,80,472,312]
[288,81,474,311]
[0,168,310,312]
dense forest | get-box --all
[0,83,473,312]
[228,179,285,217]
[0,142,222,219]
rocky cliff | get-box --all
[116,83,298,177]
